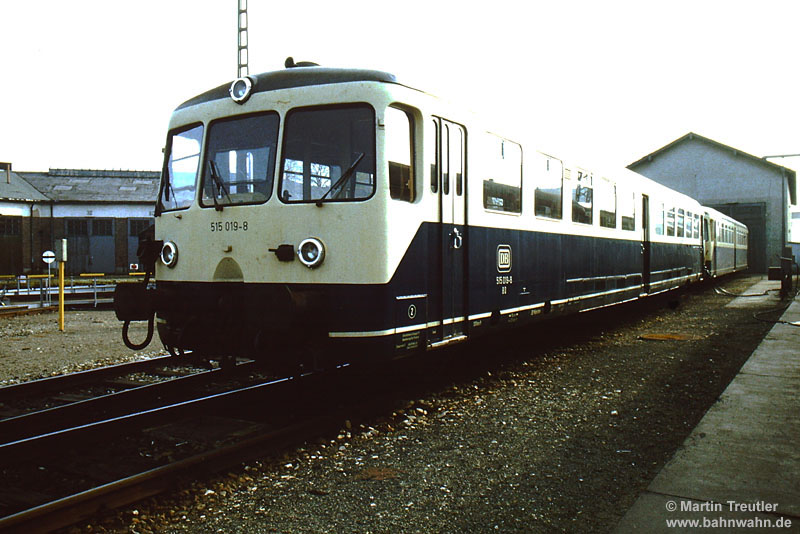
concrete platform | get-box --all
[724,278,784,309]
[614,285,800,533]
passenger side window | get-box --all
[677,209,685,237]
[534,155,563,219]
[386,106,415,202]
[598,177,616,228]
[654,203,664,235]
[571,169,593,224]
[483,137,522,213]
[666,207,675,236]
[686,211,693,238]
[620,190,635,230]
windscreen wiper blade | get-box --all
[208,160,232,211]
[315,152,365,207]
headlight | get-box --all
[160,241,179,268]
[297,238,325,268]
[229,76,255,104]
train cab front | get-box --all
[117,68,404,371]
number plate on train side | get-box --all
[210,221,249,232]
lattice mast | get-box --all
[237,0,248,77]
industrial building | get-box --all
[0,164,158,276]
[629,133,797,273]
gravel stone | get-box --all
[0,276,780,532]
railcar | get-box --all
[702,207,749,276]
[115,61,747,370]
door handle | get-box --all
[452,227,463,249]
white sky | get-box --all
[1,0,799,180]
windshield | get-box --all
[200,112,280,208]
[159,124,203,212]
[279,104,375,203]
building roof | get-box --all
[629,132,797,205]
[19,169,160,204]
[0,165,50,202]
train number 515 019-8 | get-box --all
[210,221,248,232]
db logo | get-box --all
[497,245,512,273]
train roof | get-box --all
[176,66,401,111]
[703,206,748,229]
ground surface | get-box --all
[0,275,786,533]
[0,310,164,385]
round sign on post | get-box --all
[42,250,56,264]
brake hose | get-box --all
[122,315,154,350]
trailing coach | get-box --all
[115,61,748,369]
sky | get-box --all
[1,0,799,181]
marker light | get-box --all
[160,241,179,268]
[297,238,325,268]
[229,76,255,104]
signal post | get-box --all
[55,239,67,332]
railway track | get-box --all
[0,354,334,532]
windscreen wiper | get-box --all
[315,152,365,207]
[208,160,232,211]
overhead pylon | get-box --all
[237,0,248,78]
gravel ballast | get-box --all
[0,275,783,533]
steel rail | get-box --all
[0,413,342,534]
[0,374,296,465]
[0,361,257,443]
[0,355,176,402]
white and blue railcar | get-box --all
[114,62,747,368]
[702,207,749,277]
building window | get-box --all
[129,219,153,237]
[66,219,88,236]
[0,216,21,236]
[92,219,113,236]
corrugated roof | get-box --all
[0,169,50,202]
[19,169,160,203]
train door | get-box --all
[432,118,467,344]
[641,194,651,293]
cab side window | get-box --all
[387,106,415,202]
